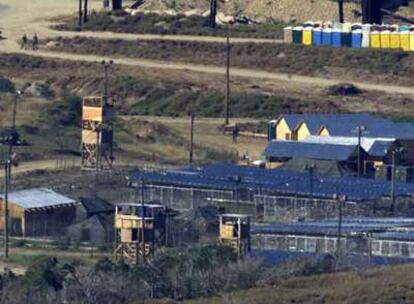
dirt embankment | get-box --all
[138,0,360,23]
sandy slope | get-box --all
[0,0,414,97]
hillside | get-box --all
[186,263,414,304]
[137,0,360,23]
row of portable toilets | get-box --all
[284,23,414,51]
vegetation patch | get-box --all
[48,36,414,86]
[54,11,287,39]
[0,76,15,93]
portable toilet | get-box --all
[351,30,362,48]
[380,30,391,48]
[341,30,352,47]
[283,26,293,43]
[400,31,410,51]
[370,31,381,48]
[302,27,313,45]
[362,30,370,48]
[410,31,414,51]
[362,23,371,32]
[312,28,322,46]
[342,22,352,32]
[332,29,342,47]
[322,28,332,46]
[292,26,303,44]
[390,31,400,49]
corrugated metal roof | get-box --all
[304,136,395,158]
[263,140,359,161]
[252,217,414,236]
[279,114,414,139]
[127,163,414,201]
[0,188,77,210]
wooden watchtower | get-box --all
[81,96,114,171]
[219,214,251,258]
[114,203,166,264]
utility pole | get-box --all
[83,0,88,23]
[390,147,404,214]
[102,60,113,100]
[336,194,346,262]
[209,0,217,29]
[79,0,83,28]
[140,180,145,263]
[338,0,344,23]
[3,88,24,258]
[189,113,194,165]
[225,35,230,125]
[353,125,367,178]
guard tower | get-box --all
[114,203,166,264]
[219,214,251,257]
[81,96,114,171]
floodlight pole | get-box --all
[189,113,194,165]
[225,35,230,125]
[140,180,145,263]
[79,0,83,28]
[353,125,366,178]
[390,148,403,214]
[3,161,9,258]
[338,0,344,23]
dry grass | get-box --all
[48,36,414,87]
[187,264,414,304]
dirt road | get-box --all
[0,0,414,97]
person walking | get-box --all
[32,33,38,50]
[20,34,27,49]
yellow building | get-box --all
[274,116,298,140]
[0,188,78,237]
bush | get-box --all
[0,76,15,93]
[43,90,82,127]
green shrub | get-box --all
[0,76,15,93]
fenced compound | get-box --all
[253,233,414,258]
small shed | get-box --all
[0,188,78,237]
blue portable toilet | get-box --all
[332,29,342,47]
[322,28,332,46]
[351,30,362,48]
[312,28,322,46]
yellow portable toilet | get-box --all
[302,27,313,46]
[380,30,391,48]
[410,31,414,51]
[390,31,400,49]
[400,31,410,51]
[370,31,381,48]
